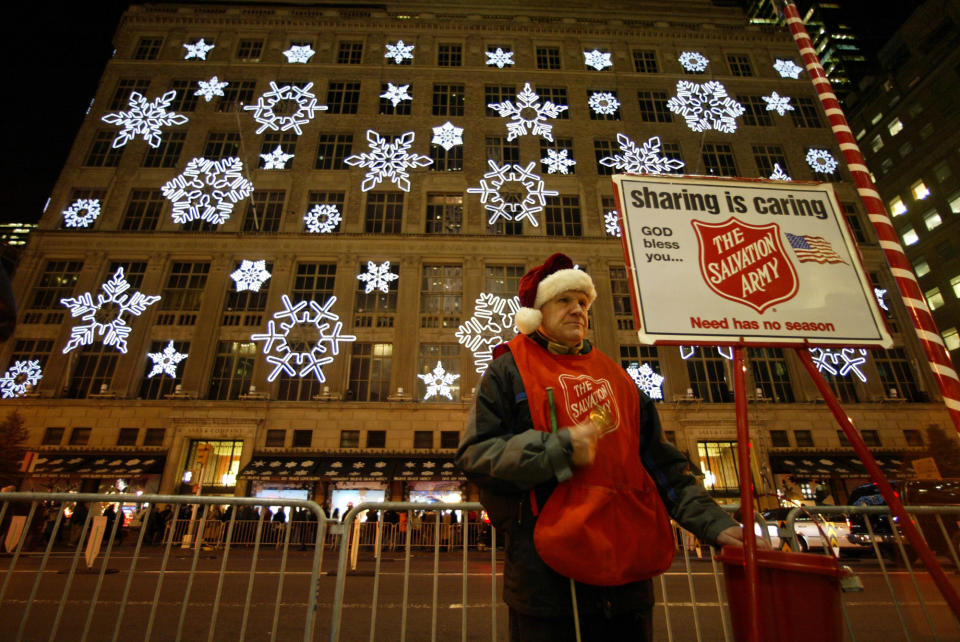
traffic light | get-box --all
[195,443,212,468]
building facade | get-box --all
[3,0,951,514]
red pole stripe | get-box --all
[782,3,960,426]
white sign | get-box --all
[85,515,107,567]
[612,175,891,347]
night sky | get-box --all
[0,1,918,226]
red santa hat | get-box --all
[514,253,597,334]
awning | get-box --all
[30,453,166,478]
[238,455,322,480]
[239,454,463,481]
[769,453,907,478]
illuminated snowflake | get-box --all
[60,267,161,354]
[431,121,463,150]
[809,348,868,382]
[874,288,888,311]
[487,82,568,142]
[678,51,709,72]
[380,82,412,107]
[62,198,101,228]
[101,91,189,148]
[260,145,294,170]
[604,210,621,237]
[146,341,188,379]
[806,149,839,174]
[194,76,228,102]
[467,160,559,227]
[231,259,271,292]
[357,261,399,293]
[584,49,613,70]
[680,346,733,360]
[183,39,215,60]
[486,48,514,68]
[344,130,432,192]
[599,134,685,175]
[626,363,664,400]
[283,44,315,63]
[162,157,254,225]
[667,80,745,134]
[304,204,341,233]
[0,360,42,399]
[769,163,792,181]
[536,151,575,179]
[588,92,620,115]
[774,59,804,79]
[456,293,521,373]
[385,40,415,64]
[763,91,794,116]
[244,81,326,135]
[418,361,460,400]
[251,294,356,382]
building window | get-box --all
[222,261,269,325]
[535,87,569,119]
[430,144,463,172]
[951,275,960,298]
[414,431,434,449]
[139,339,189,399]
[701,143,738,176]
[109,79,150,110]
[903,429,924,447]
[901,227,919,246]
[662,142,684,169]
[740,96,773,127]
[934,161,952,183]
[42,427,64,445]
[588,90,620,120]
[698,441,740,496]
[912,180,931,201]
[142,131,186,168]
[144,428,166,446]
[304,191,345,232]
[348,343,393,402]
[420,265,462,328]
[134,37,163,60]
[595,140,615,175]
[791,98,823,128]
[485,265,524,300]
[632,49,659,73]
[861,430,882,447]
[337,41,363,64]
[874,347,920,401]
[888,196,908,216]
[315,134,352,170]
[687,351,732,402]
[208,341,255,400]
[485,85,516,117]
[936,240,953,261]
[85,131,123,167]
[425,194,463,234]
[216,80,255,112]
[158,262,209,324]
[485,136,519,164]
[440,431,460,449]
[636,90,671,123]
[242,191,285,233]
[66,343,119,399]
[943,327,960,351]
[949,191,960,214]
[418,344,461,401]
[619,346,660,379]
[235,39,263,62]
[540,139,575,175]
[925,287,944,310]
[752,144,788,177]
[545,196,582,237]
[887,118,903,136]
[265,430,286,448]
[750,348,795,402]
[185,440,243,491]
[379,82,412,115]
[25,260,82,323]
[277,373,323,402]
[366,430,386,448]
[432,84,465,116]
[794,430,814,447]
[326,82,360,114]
[292,262,336,302]
[59,189,106,230]
[69,427,91,446]
[770,430,790,447]
[203,132,240,158]
[837,430,851,447]
[167,80,199,112]
[354,262,396,328]
[610,266,634,331]
[258,132,297,169]
[292,430,312,448]
[437,43,462,66]
[923,210,943,231]
[7,340,54,382]
[911,257,930,278]
[726,54,753,77]
[536,46,561,70]
[870,135,884,152]
[365,192,403,233]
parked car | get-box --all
[759,506,855,557]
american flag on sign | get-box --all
[785,233,847,264]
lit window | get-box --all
[855,128,865,140]
[950,275,960,298]
[925,287,944,310]
[888,196,907,216]
[944,328,960,351]
[911,180,930,200]
[923,210,942,230]
[948,192,960,214]
[870,135,883,152]
[887,118,903,136]
[913,257,930,277]
[901,227,919,245]
[870,112,883,125]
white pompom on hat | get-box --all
[514,253,597,334]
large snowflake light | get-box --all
[599,134,685,175]
[467,160,558,227]
[146,341,188,379]
[626,363,664,400]
[231,259,271,292]
[604,210,621,237]
[456,293,521,373]
[487,82,568,142]
[60,267,161,354]
[584,50,613,70]
[251,294,356,382]
[588,92,620,116]
[667,80,745,134]
[62,198,101,228]
[486,48,514,68]
[385,40,414,64]
[304,204,341,233]
[101,91,189,148]
[283,44,315,63]
[380,82,413,107]
[183,39,215,60]
[344,130,432,192]
[0,360,42,399]
[678,51,709,72]
[357,261,399,293]
[809,348,868,382]
[162,157,254,225]
[542,148,576,175]
[806,149,839,174]
[260,146,294,170]
[418,362,460,400]
[774,59,804,79]
[431,121,463,150]
[244,82,326,135]
[763,91,794,116]
[195,77,228,102]
[769,163,792,181]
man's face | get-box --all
[539,289,590,346]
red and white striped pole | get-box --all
[779,1,960,434]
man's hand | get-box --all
[567,421,599,467]
[716,525,772,549]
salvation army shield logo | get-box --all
[691,218,798,313]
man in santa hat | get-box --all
[456,252,746,641]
